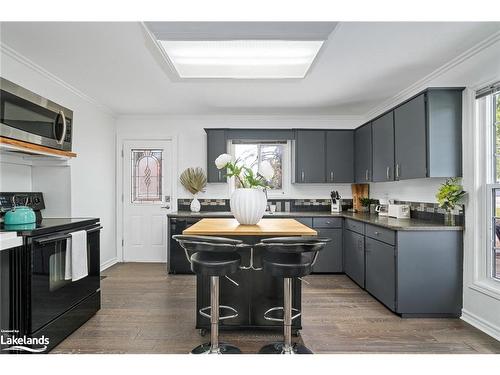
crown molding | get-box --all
[362,29,500,123]
[116,112,363,123]
[0,42,116,117]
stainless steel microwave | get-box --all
[0,77,73,151]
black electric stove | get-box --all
[0,192,101,353]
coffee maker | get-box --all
[375,198,389,216]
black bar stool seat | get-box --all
[256,236,331,354]
[263,253,314,278]
[191,252,241,276]
[173,234,248,354]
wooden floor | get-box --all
[52,263,500,354]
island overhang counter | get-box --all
[182,218,317,335]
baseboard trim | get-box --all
[461,309,500,342]
[100,257,118,272]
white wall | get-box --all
[0,47,117,270]
[369,178,447,202]
[116,115,360,204]
[0,157,32,191]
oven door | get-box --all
[0,78,72,151]
[29,225,101,333]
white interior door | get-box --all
[123,140,172,262]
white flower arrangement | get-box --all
[215,153,274,188]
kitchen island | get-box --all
[183,218,316,334]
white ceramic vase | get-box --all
[230,188,267,225]
[190,194,201,213]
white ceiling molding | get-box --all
[144,22,337,41]
[362,29,500,123]
[0,42,116,117]
[115,112,364,124]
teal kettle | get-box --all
[4,205,36,225]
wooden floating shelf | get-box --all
[0,137,77,158]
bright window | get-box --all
[492,92,500,280]
[159,40,323,79]
[230,141,289,196]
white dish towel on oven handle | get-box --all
[64,230,88,281]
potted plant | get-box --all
[359,197,377,213]
[179,167,207,212]
[215,153,274,225]
[436,177,466,225]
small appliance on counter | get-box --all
[2,195,36,225]
[375,198,389,216]
[375,204,389,216]
[330,190,342,213]
[388,204,411,219]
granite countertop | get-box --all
[167,211,463,231]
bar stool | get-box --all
[255,236,331,354]
[173,234,248,354]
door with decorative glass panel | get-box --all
[123,140,172,262]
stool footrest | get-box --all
[263,306,301,322]
[199,305,238,321]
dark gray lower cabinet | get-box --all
[343,229,365,287]
[313,228,343,273]
[396,231,463,317]
[365,237,396,311]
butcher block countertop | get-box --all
[182,218,317,236]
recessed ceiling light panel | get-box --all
[159,40,324,79]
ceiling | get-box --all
[1,22,499,116]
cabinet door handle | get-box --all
[365,169,369,181]
[301,171,305,182]
[330,171,334,182]
[386,166,390,180]
[218,170,222,181]
[395,164,400,180]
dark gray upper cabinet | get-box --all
[295,130,326,183]
[394,89,463,180]
[372,112,395,182]
[394,94,427,180]
[354,123,372,183]
[426,89,463,177]
[205,129,227,183]
[326,130,354,183]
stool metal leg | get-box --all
[259,278,313,354]
[191,276,241,354]
[210,276,220,353]
[282,277,293,354]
